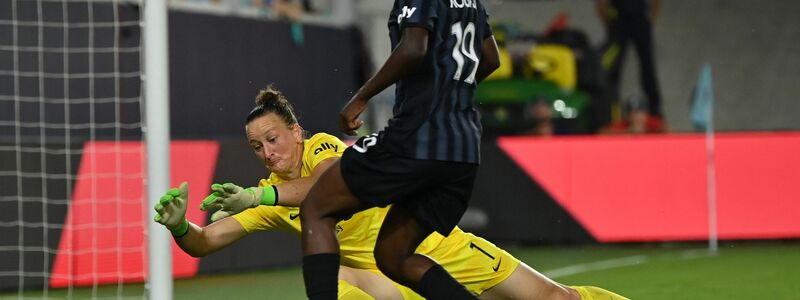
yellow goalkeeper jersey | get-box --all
[231,132,456,270]
[232,133,519,297]
[232,132,378,269]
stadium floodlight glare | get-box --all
[0,0,172,298]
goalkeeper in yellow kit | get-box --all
[153,84,626,299]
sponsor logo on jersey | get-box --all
[313,142,339,155]
[289,213,300,220]
[492,258,502,272]
[397,6,417,24]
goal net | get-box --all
[0,0,151,298]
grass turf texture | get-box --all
[4,241,799,299]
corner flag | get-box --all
[690,64,714,131]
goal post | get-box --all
[143,0,173,298]
[0,0,173,298]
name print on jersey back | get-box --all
[449,0,477,9]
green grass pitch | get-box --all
[4,241,799,299]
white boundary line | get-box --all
[542,250,718,279]
[543,255,648,279]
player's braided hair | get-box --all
[246,84,298,126]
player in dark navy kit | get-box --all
[299,0,500,299]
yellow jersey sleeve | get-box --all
[304,133,347,170]
[231,205,301,234]
[231,133,345,235]
[232,178,301,233]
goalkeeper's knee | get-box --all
[338,280,373,300]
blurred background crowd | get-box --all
[166,0,800,137]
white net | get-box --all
[0,0,147,298]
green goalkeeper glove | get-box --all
[153,181,190,237]
[199,183,278,222]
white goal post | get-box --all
[0,0,172,298]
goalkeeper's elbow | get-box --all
[186,250,208,258]
[180,245,212,258]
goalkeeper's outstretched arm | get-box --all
[199,157,338,221]
[268,157,337,207]
[154,182,248,257]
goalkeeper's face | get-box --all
[246,113,304,175]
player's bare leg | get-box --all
[479,263,578,300]
[375,205,477,299]
[300,159,368,299]
[373,205,435,290]
[301,159,366,253]
[339,266,404,300]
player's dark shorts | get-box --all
[340,134,478,236]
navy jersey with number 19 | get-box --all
[384,0,492,164]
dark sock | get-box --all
[302,253,340,300]
[419,265,477,299]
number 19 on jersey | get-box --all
[451,21,478,84]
